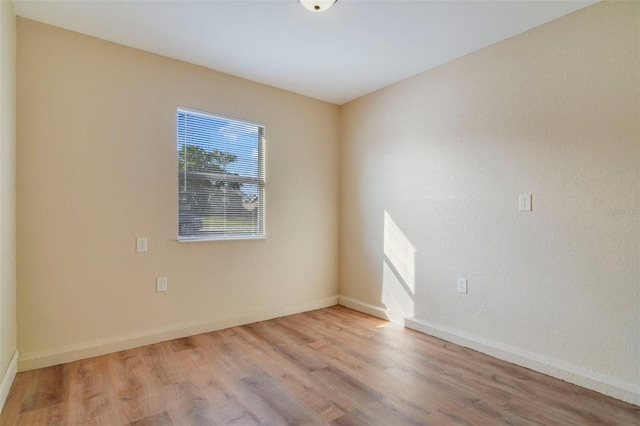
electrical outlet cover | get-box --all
[519,194,532,212]
[156,277,167,292]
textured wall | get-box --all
[340,1,639,402]
[0,0,17,393]
[17,19,339,368]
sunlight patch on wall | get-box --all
[384,211,416,292]
[382,211,416,320]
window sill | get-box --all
[177,234,266,243]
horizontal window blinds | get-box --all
[177,108,265,240]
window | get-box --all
[177,108,265,241]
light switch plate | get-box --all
[136,237,148,252]
[457,278,468,294]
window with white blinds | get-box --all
[177,108,265,241]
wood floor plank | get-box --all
[231,328,349,421]
[173,343,260,425]
[128,410,173,426]
[330,399,430,426]
[17,364,66,414]
[241,370,321,425]
[1,306,638,426]
[0,370,31,424]
[64,355,123,425]
[164,380,223,426]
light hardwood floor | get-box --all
[1,306,638,425]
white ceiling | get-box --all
[12,0,596,105]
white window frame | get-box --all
[177,107,265,242]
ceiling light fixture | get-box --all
[299,0,337,13]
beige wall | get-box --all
[340,1,639,404]
[0,0,17,409]
[16,19,339,369]
[12,0,640,406]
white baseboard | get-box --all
[338,295,388,319]
[18,295,338,372]
[337,295,405,324]
[337,295,639,407]
[0,351,18,415]
[405,316,640,407]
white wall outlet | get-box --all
[519,194,532,212]
[156,277,167,292]
[457,278,468,294]
[136,237,148,253]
